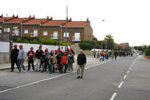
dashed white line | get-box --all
[127,70,130,74]
[110,92,117,100]
[118,81,124,88]
[124,75,127,79]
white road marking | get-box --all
[127,70,129,74]
[124,75,127,79]
[0,60,111,94]
[110,92,117,100]
[118,81,124,88]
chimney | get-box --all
[47,16,49,20]
[33,15,35,19]
[50,16,53,20]
[12,14,15,17]
[87,18,89,22]
[29,15,31,19]
[69,18,72,22]
[0,14,3,17]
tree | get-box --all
[104,34,115,50]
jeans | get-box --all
[18,59,25,72]
[35,59,41,71]
[77,65,85,77]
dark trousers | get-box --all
[11,60,18,71]
[28,59,35,71]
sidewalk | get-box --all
[0,62,28,70]
[0,56,104,70]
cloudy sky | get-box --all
[1,0,150,46]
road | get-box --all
[0,55,150,100]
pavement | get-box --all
[0,55,98,71]
[0,55,150,100]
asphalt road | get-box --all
[0,55,149,100]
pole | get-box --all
[65,1,68,51]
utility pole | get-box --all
[65,0,68,51]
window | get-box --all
[12,27,19,36]
[33,29,38,37]
[64,32,69,37]
[0,26,2,34]
[24,29,28,34]
[73,33,80,41]
[4,28,10,32]
[43,31,48,36]
[52,31,58,39]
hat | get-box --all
[19,45,23,47]
[14,44,17,47]
[30,46,33,49]
[45,48,48,51]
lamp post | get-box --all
[65,0,68,51]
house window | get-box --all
[43,31,48,36]
[4,28,10,32]
[24,29,28,34]
[52,31,58,39]
[0,26,2,34]
[12,27,19,36]
[33,29,38,37]
[73,32,80,41]
[64,32,69,37]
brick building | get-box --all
[0,14,93,43]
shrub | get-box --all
[145,46,150,56]
[79,43,93,50]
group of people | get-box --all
[93,50,134,61]
[10,44,87,79]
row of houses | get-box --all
[0,14,93,43]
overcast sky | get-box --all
[1,0,150,46]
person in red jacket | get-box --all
[61,51,68,73]
[27,46,35,71]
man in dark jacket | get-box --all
[10,44,19,72]
[35,45,43,71]
[77,50,86,79]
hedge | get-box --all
[145,45,150,56]
[13,38,71,46]
[79,43,93,50]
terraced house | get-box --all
[0,14,93,43]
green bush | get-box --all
[79,43,93,50]
[145,46,150,56]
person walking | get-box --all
[68,50,74,71]
[77,50,86,79]
[93,49,96,58]
[17,45,26,72]
[61,51,68,73]
[10,44,19,72]
[27,46,35,71]
[114,51,118,60]
[44,48,50,73]
[49,50,57,73]
[35,45,43,71]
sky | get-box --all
[0,0,150,46]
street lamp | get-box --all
[65,0,68,51]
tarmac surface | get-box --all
[0,55,150,100]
